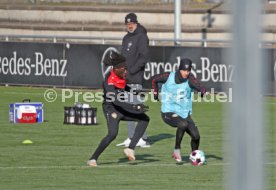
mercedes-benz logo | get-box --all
[101,47,119,78]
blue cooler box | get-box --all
[9,102,44,123]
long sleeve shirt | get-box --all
[151,71,206,96]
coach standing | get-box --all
[117,13,150,148]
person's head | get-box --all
[179,58,192,78]
[125,13,138,33]
[103,51,127,79]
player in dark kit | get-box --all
[87,51,150,167]
[151,58,207,162]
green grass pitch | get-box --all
[0,86,275,190]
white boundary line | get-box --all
[0,162,275,170]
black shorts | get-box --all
[161,112,199,138]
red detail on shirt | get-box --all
[108,70,126,89]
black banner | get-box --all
[0,42,106,88]
[0,42,275,94]
[0,42,65,86]
[144,46,229,91]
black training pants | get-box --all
[161,112,200,151]
[90,105,149,161]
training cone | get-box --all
[22,139,33,144]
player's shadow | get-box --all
[148,133,174,145]
[205,154,223,160]
[117,154,160,165]
[178,156,191,165]
[100,154,160,166]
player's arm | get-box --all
[104,81,148,114]
[151,72,170,100]
[188,73,207,97]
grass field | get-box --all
[0,86,275,190]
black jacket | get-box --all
[121,23,149,85]
[102,72,145,115]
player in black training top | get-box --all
[87,51,149,167]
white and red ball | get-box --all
[189,150,207,166]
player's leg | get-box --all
[126,84,149,145]
[124,113,150,149]
[88,110,122,163]
[117,87,149,147]
[161,112,189,162]
[124,113,150,160]
[161,112,189,148]
[186,116,200,151]
[175,127,185,149]
[127,84,140,138]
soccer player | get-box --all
[87,51,149,167]
[151,58,207,162]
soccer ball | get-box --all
[189,150,207,166]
